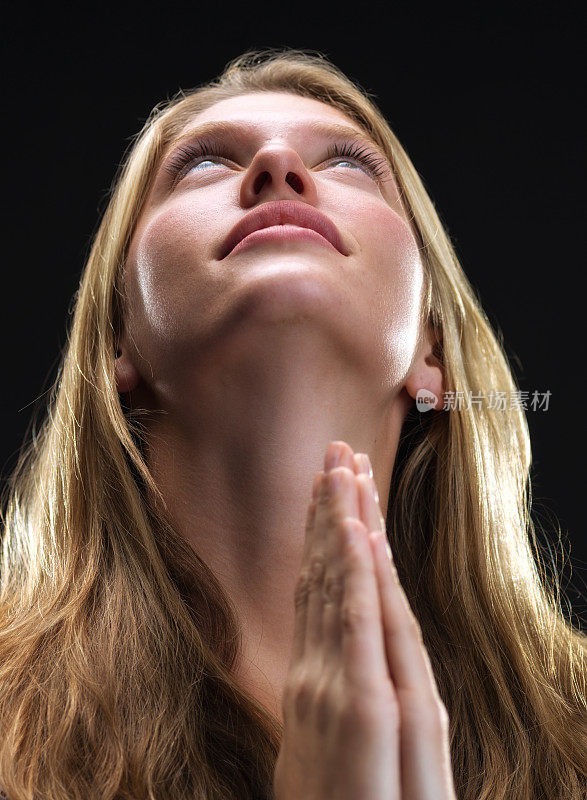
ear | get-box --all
[114,333,141,395]
[404,323,445,411]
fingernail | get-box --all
[356,453,372,477]
[325,442,342,471]
[385,541,393,561]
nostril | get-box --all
[253,171,270,193]
[286,172,303,193]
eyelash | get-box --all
[325,141,389,180]
[163,138,225,181]
[163,137,389,182]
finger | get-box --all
[340,516,391,688]
[326,439,355,472]
[321,468,361,656]
[324,441,360,522]
[299,470,323,566]
[352,452,371,477]
[292,441,346,667]
[368,529,441,699]
[358,474,386,536]
[290,478,321,664]
[370,529,455,799]
[291,442,361,665]
[353,453,386,536]
[308,464,359,650]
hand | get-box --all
[274,439,400,800]
[273,440,457,800]
[350,443,457,800]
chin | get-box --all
[231,258,340,326]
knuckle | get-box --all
[330,465,354,483]
[308,554,326,586]
[323,467,354,507]
[293,572,312,609]
[338,691,386,737]
[407,613,423,641]
[340,601,371,634]
[341,536,366,569]
[339,515,365,543]
[322,572,344,604]
[422,700,448,736]
[426,701,450,737]
[399,689,449,737]
[290,672,314,723]
[437,698,451,730]
[285,670,340,730]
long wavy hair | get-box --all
[0,48,584,800]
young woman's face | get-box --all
[122,92,427,400]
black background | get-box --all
[2,3,585,626]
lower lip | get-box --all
[228,224,339,257]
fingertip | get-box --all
[353,452,373,478]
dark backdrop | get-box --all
[2,3,585,626]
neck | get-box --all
[137,323,410,722]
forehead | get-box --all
[177,91,366,141]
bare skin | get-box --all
[274,439,456,799]
[115,91,447,787]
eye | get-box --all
[330,159,360,170]
[163,136,391,185]
[163,138,230,182]
[325,141,389,181]
[189,158,222,171]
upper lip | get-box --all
[219,200,348,259]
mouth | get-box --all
[219,199,349,260]
[229,224,341,257]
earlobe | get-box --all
[404,325,445,411]
[114,344,141,395]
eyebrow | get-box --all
[162,119,392,169]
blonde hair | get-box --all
[0,48,585,800]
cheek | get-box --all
[359,203,425,385]
[125,205,217,345]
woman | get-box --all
[0,48,584,800]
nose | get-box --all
[239,143,319,207]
